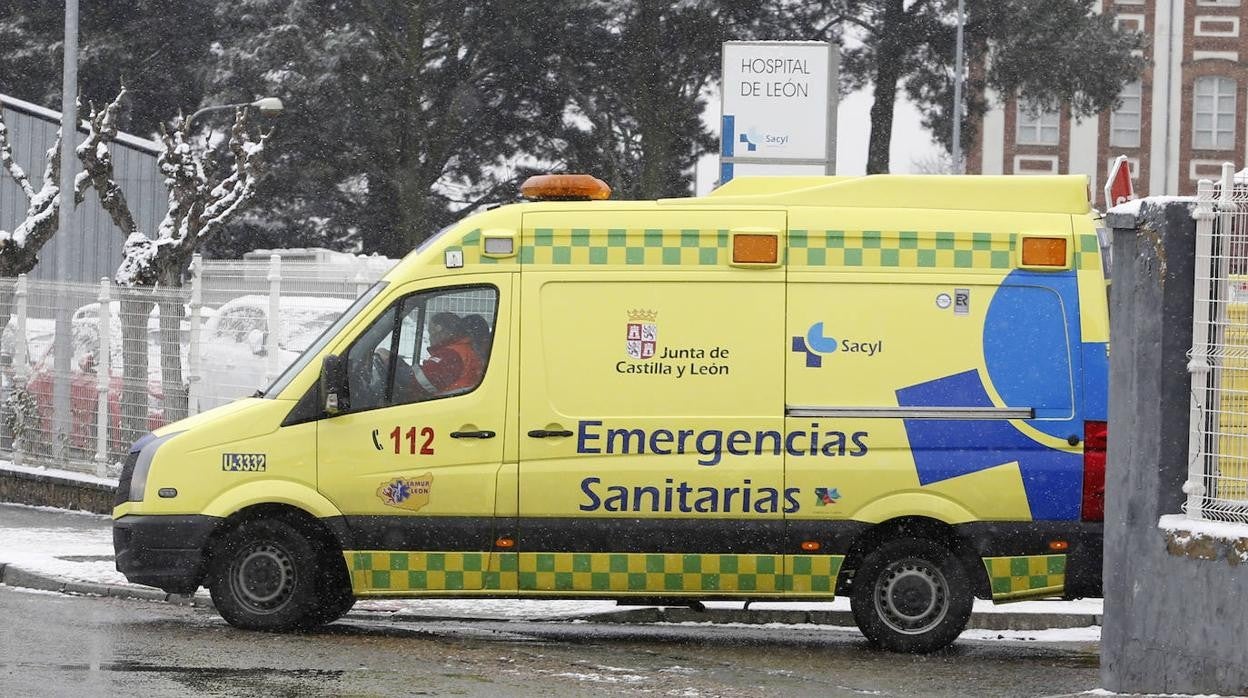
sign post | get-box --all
[720,41,838,185]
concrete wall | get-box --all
[0,468,114,514]
[1102,199,1248,695]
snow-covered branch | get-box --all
[0,113,37,199]
[77,87,139,237]
[73,88,271,286]
[0,105,86,275]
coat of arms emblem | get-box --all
[626,309,658,360]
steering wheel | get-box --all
[347,349,388,409]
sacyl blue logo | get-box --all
[792,322,883,367]
[792,322,838,367]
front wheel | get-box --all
[849,538,973,653]
[208,518,324,631]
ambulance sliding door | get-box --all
[517,210,788,596]
[784,225,1080,556]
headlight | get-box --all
[127,431,183,502]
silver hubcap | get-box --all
[230,543,296,614]
[873,557,949,635]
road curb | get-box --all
[0,562,1101,631]
[0,563,206,607]
[565,606,1102,631]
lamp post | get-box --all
[951,0,966,174]
[187,97,284,128]
[51,0,79,462]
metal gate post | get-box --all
[94,278,111,474]
[186,254,204,415]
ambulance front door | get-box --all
[317,276,514,592]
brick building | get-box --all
[969,0,1247,207]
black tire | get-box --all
[849,538,973,653]
[305,548,355,627]
[208,518,325,631]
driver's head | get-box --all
[429,312,462,345]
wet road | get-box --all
[0,584,1102,697]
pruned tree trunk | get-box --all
[119,290,154,450]
[866,0,906,175]
[158,266,188,424]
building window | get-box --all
[1016,101,1060,145]
[1111,81,1143,148]
[1193,76,1237,150]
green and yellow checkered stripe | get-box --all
[983,554,1066,600]
[348,551,844,595]
[1073,233,1102,271]
[520,228,730,267]
[348,551,516,592]
[789,230,1014,269]
[446,227,1099,271]
[518,552,792,593]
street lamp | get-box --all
[187,97,284,128]
[951,0,966,174]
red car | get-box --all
[20,319,165,457]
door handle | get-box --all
[450,430,496,439]
[527,429,574,438]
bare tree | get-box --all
[0,105,94,345]
[78,88,271,443]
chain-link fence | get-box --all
[1187,163,1248,522]
[0,254,392,476]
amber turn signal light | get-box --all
[495,538,516,549]
[1048,540,1069,551]
[800,540,821,551]
[1021,237,1068,267]
[733,234,779,265]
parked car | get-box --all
[198,295,352,410]
[22,318,164,455]
[13,302,212,456]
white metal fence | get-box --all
[0,254,390,476]
[1187,163,1248,522]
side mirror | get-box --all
[247,328,267,356]
[321,354,349,415]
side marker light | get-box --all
[1021,237,1068,267]
[733,234,779,265]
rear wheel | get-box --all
[208,518,323,631]
[849,538,973,653]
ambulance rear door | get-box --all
[783,219,1084,557]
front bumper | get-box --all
[113,515,220,594]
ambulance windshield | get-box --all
[262,281,389,398]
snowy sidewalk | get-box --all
[0,500,1103,642]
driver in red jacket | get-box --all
[414,312,484,395]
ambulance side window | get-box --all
[344,286,498,413]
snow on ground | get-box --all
[0,521,127,586]
[0,460,118,487]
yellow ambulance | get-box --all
[113,174,1109,653]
